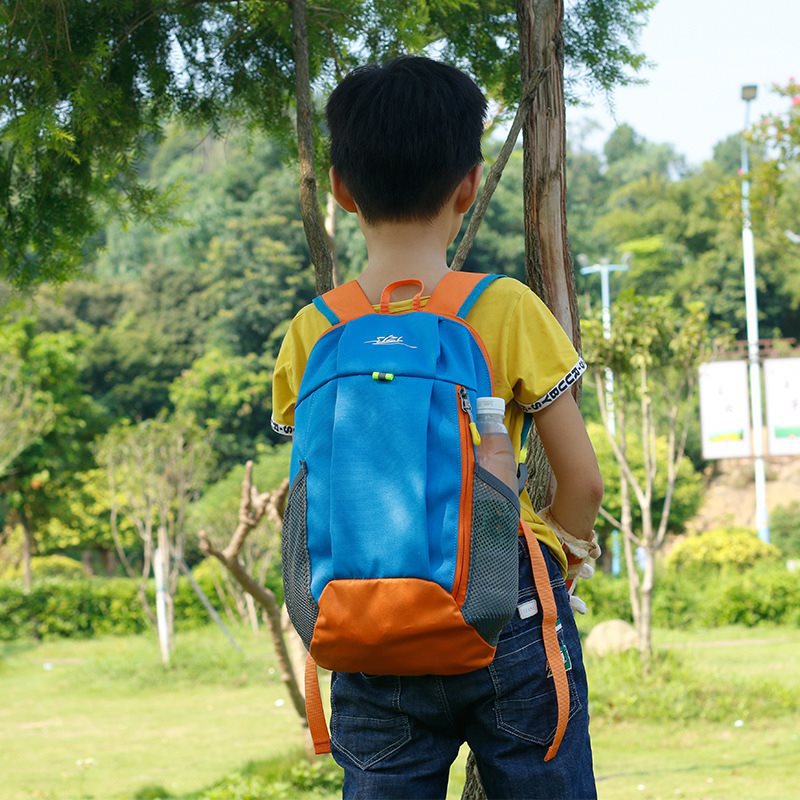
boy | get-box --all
[272,56,603,800]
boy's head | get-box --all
[326,56,487,225]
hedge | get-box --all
[3,563,798,642]
[0,575,225,641]
[575,564,800,629]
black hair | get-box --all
[326,56,487,224]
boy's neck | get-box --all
[356,216,456,304]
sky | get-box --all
[565,0,800,166]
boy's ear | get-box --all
[453,164,483,214]
[329,167,358,213]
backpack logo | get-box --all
[364,334,417,349]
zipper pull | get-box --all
[459,387,482,446]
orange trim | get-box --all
[452,384,475,605]
[321,280,375,324]
[424,271,486,316]
[421,271,497,387]
[520,520,570,762]
[304,654,331,755]
[445,314,495,397]
[380,279,425,313]
[310,579,496,675]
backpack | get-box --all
[282,271,572,760]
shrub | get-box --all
[588,647,798,722]
[706,566,800,627]
[0,575,224,640]
[770,502,800,558]
[579,559,800,630]
[195,751,343,800]
[665,527,781,575]
[0,554,85,580]
[573,569,632,622]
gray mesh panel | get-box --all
[281,462,318,649]
[461,467,520,645]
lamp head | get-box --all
[741,84,758,102]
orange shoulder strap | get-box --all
[520,520,570,762]
[314,281,375,325]
[425,271,502,318]
[304,653,331,755]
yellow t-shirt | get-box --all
[271,276,586,575]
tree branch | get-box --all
[198,465,305,725]
[290,0,336,294]
[450,72,546,272]
[597,505,623,531]
[594,370,647,508]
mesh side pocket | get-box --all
[282,461,318,649]
[461,466,520,645]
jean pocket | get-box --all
[331,713,412,770]
[330,673,412,770]
[489,625,583,746]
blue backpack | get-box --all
[281,272,575,755]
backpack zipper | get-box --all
[453,385,477,604]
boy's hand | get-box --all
[537,505,601,614]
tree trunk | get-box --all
[639,547,655,669]
[281,604,307,695]
[19,508,34,594]
[324,192,340,287]
[245,591,260,633]
[463,3,574,797]
[103,548,117,576]
[156,524,174,659]
[290,0,336,295]
[517,0,579,350]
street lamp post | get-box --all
[740,83,770,543]
[580,258,629,578]
[580,259,629,437]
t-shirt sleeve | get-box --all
[271,305,330,436]
[509,289,586,413]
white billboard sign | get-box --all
[699,361,751,460]
[764,358,800,456]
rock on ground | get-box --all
[585,619,638,657]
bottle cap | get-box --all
[476,396,506,416]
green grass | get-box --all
[592,718,800,799]
[2,624,799,799]
[0,627,309,800]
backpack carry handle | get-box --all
[380,279,425,313]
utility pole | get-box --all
[740,84,770,543]
[580,257,628,577]
[579,258,629,437]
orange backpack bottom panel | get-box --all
[310,578,496,675]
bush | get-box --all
[577,560,800,630]
[588,647,798,723]
[572,569,632,622]
[0,554,85,580]
[771,502,800,558]
[194,751,343,800]
[707,567,800,627]
[665,527,781,575]
[0,575,224,640]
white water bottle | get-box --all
[475,397,518,495]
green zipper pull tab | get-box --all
[459,387,482,446]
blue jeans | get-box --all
[329,538,596,799]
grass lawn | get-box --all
[592,718,800,799]
[0,628,308,799]
[2,624,799,799]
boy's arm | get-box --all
[533,391,603,541]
